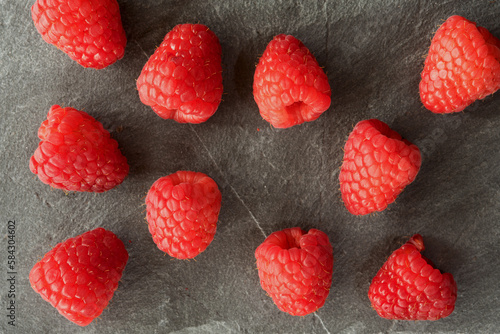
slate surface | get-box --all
[1,0,500,333]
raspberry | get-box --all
[30,105,129,193]
[339,119,421,215]
[253,34,331,128]
[29,228,129,326]
[255,227,333,316]
[136,24,223,124]
[145,171,222,259]
[31,0,127,69]
[368,234,457,320]
[420,15,500,113]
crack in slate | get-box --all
[314,313,331,334]
[134,39,150,60]
[189,125,267,239]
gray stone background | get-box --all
[1,0,499,333]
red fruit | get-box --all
[253,34,331,128]
[137,24,223,124]
[420,15,500,113]
[255,227,333,316]
[31,0,127,69]
[339,119,421,215]
[145,171,222,259]
[30,105,129,193]
[29,228,129,326]
[368,234,457,320]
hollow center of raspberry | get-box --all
[285,101,307,121]
[407,234,425,252]
[280,230,303,249]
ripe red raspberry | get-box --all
[255,227,333,316]
[30,105,129,193]
[137,24,223,124]
[339,119,421,215]
[253,34,331,128]
[420,15,500,113]
[31,0,127,69]
[145,171,222,259]
[368,234,457,320]
[29,228,129,326]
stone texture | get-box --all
[1,0,499,333]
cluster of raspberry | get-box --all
[29,0,499,327]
